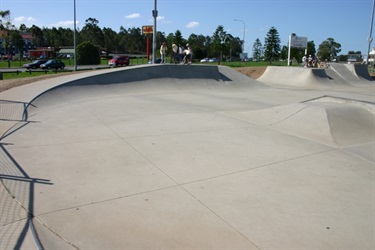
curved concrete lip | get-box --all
[1,64,374,249]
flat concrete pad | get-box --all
[1,64,374,249]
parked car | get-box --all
[40,59,65,70]
[109,56,130,67]
[200,58,209,63]
[22,59,48,69]
[209,58,219,63]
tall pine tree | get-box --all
[263,26,281,64]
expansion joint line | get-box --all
[268,105,309,126]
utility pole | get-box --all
[73,0,77,71]
[152,0,158,64]
[234,19,245,53]
[366,0,375,66]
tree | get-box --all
[0,10,12,30]
[252,38,263,61]
[102,27,119,54]
[174,30,185,47]
[211,25,229,60]
[221,34,237,60]
[227,36,242,59]
[19,23,27,33]
[80,18,104,47]
[117,26,129,53]
[76,42,100,65]
[306,40,316,57]
[348,50,361,55]
[30,25,45,47]
[203,36,212,58]
[263,26,281,64]
[186,33,199,58]
[280,45,288,61]
[127,27,144,54]
[317,38,341,61]
[0,10,16,66]
[10,29,24,58]
[117,26,142,54]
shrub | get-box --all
[76,42,100,65]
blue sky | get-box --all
[1,0,374,56]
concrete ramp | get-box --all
[328,63,360,82]
[353,63,374,81]
[257,66,318,87]
[329,63,373,81]
[225,98,375,147]
[257,64,373,88]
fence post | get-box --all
[0,72,3,80]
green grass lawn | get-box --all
[6,57,365,81]
[0,70,72,80]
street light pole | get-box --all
[73,0,77,71]
[366,0,375,66]
[234,19,245,53]
[152,0,158,64]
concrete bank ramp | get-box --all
[229,96,375,148]
[257,64,373,88]
[329,62,373,81]
[61,64,267,90]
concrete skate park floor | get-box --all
[1,64,374,249]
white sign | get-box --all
[290,35,308,48]
[287,33,308,66]
[240,53,248,60]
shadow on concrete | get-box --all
[64,65,233,87]
[0,144,52,249]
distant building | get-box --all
[28,47,56,59]
[0,31,37,57]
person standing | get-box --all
[302,55,307,67]
[160,42,168,64]
[183,44,193,64]
[308,55,313,67]
[178,45,184,64]
[171,43,178,64]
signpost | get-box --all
[288,33,308,66]
[142,25,154,61]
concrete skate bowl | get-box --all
[1,64,374,249]
[257,63,374,89]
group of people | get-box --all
[159,42,193,64]
[302,54,319,68]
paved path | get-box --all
[1,64,374,249]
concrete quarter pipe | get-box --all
[257,63,374,88]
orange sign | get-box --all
[142,25,154,34]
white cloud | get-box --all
[14,16,36,24]
[51,20,79,28]
[125,13,141,19]
[186,21,199,29]
[148,16,169,24]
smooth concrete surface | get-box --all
[0,64,374,249]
